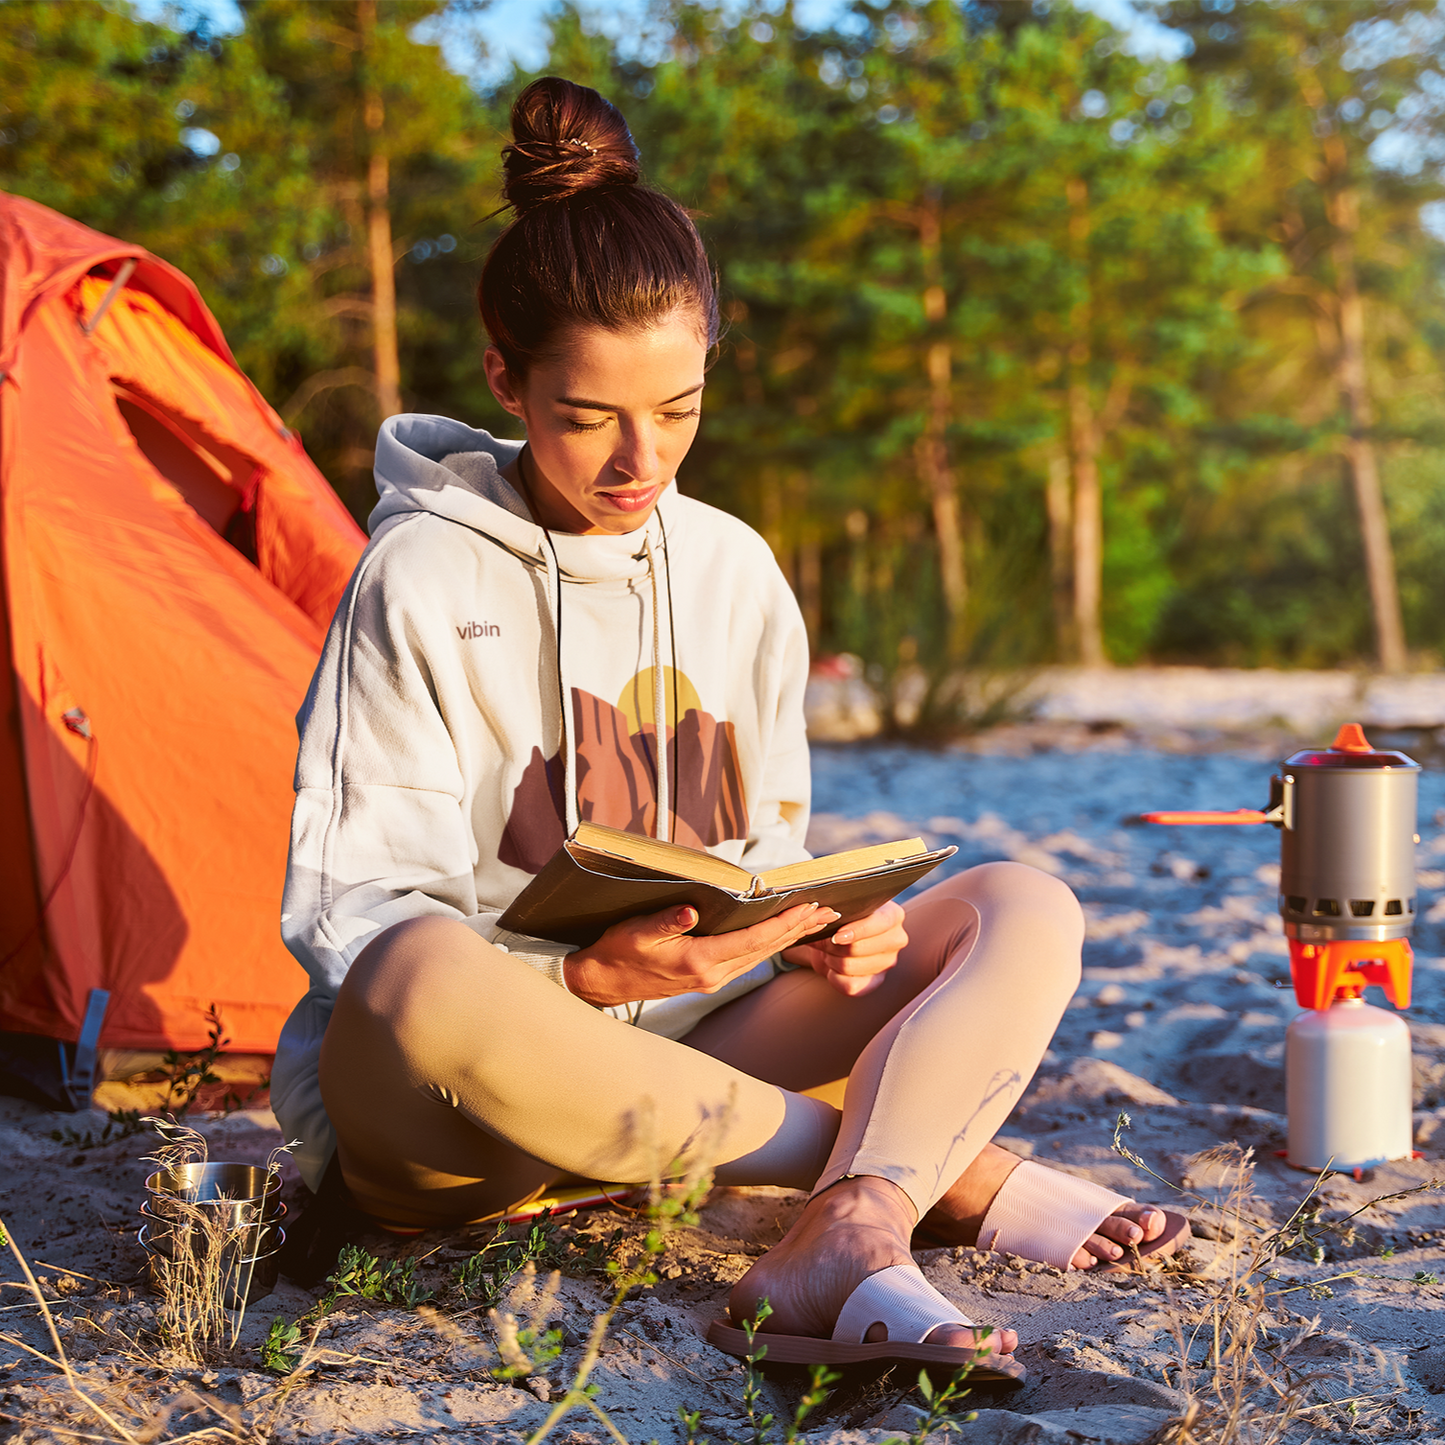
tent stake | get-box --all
[81,258,136,336]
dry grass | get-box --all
[143,1197,264,1364]
[1109,1118,1432,1444]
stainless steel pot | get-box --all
[1274,726,1420,944]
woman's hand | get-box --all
[564,901,842,1009]
[781,900,908,998]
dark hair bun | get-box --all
[502,77,641,213]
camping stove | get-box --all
[1144,723,1418,1172]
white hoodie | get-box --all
[271,415,812,1188]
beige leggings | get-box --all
[320,862,1084,1228]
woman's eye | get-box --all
[565,417,609,433]
[662,408,701,424]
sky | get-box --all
[133,0,1189,85]
[430,0,1185,80]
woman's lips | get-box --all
[597,484,661,512]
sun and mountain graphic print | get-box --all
[497,666,748,875]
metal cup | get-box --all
[144,1163,283,1217]
[138,1162,287,1307]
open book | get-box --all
[497,821,956,948]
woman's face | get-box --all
[484,309,707,536]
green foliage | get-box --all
[9,0,1445,674]
[156,1006,229,1118]
[739,1300,774,1444]
[732,1301,840,1445]
[892,1366,980,1443]
[260,1313,304,1373]
[324,1242,433,1308]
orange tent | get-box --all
[0,193,365,1107]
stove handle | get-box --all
[1267,773,1293,830]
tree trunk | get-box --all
[1045,442,1075,659]
[915,194,966,629]
[1331,188,1406,672]
[1064,178,1105,667]
[1067,371,1106,667]
[358,0,402,421]
[918,337,967,624]
[797,534,822,652]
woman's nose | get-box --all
[613,424,659,482]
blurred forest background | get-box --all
[5,0,1445,709]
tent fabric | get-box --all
[0,191,366,1064]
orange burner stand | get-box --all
[1287,937,1413,1011]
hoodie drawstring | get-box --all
[643,533,670,843]
[538,528,579,838]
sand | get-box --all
[6,730,1445,1443]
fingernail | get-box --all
[834,929,854,944]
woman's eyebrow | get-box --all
[557,382,705,410]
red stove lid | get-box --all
[1283,722,1420,770]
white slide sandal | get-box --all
[976,1159,1190,1273]
[706,1263,1026,1386]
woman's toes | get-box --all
[1069,1206,1170,1267]
[1071,1235,1118,1269]
[919,1324,1016,1354]
[1095,1215,1143,1249]
[1099,1206,1166,1246]
[1135,1206,1167,1242]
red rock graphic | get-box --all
[497,689,747,874]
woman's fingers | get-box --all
[827,900,908,954]
[573,901,836,1005]
[779,902,910,996]
[677,903,839,992]
[697,902,841,964]
[638,904,700,941]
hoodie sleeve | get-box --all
[280,539,478,993]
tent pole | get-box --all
[81,259,137,337]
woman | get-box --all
[271,77,1185,1378]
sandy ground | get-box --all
[7,731,1445,1443]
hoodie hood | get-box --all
[370,413,673,585]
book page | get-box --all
[759,838,927,891]
[571,821,755,892]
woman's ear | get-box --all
[483,345,526,420]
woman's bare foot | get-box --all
[728,1175,1017,1358]
[917,1143,1169,1270]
